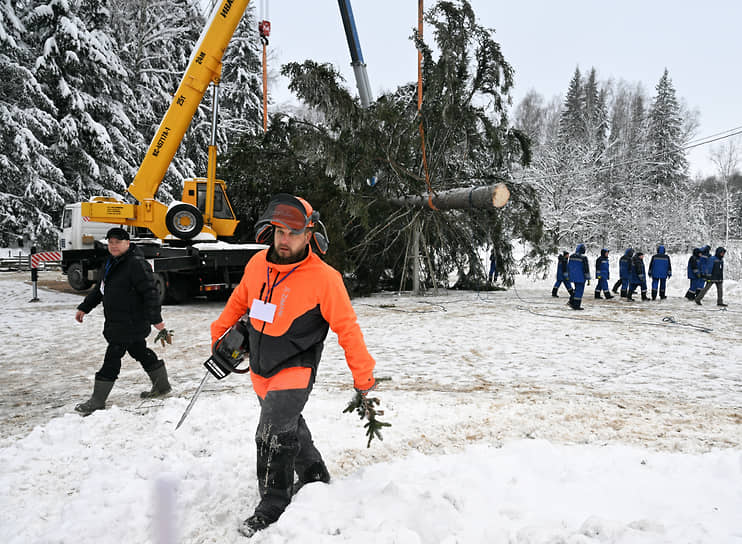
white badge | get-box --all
[251,299,276,323]
[100,280,105,294]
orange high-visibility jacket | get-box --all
[211,247,375,391]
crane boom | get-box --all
[337,0,373,108]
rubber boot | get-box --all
[140,362,172,398]
[659,290,666,300]
[684,290,695,301]
[651,289,657,300]
[552,287,559,298]
[641,292,649,301]
[594,291,602,299]
[612,280,620,294]
[619,289,627,298]
[75,379,115,416]
[603,291,614,299]
[571,299,583,311]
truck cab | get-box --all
[59,203,118,290]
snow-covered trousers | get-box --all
[253,369,324,520]
[97,339,160,382]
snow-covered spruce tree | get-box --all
[218,5,263,142]
[646,69,688,188]
[0,0,68,247]
[224,0,544,293]
[109,0,219,203]
[27,0,141,204]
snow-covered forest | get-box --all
[1,0,741,284]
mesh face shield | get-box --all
[255,193,329,254]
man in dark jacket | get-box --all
[594,248,613,299]
[613,248,634,298]
[552,250,574,298]
[648,245,672,300]
[567,243,590,310]
[627,251,648,301]
[695,247,727,306]
[74,227,171,415]
[685,247,702,300]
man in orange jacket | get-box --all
[211,194,377,538]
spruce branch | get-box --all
[343,391,391,448]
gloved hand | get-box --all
[154,328,174,347]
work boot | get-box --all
[603,291,614,299]
[75,379,115,416]
[641,292,649,301]
[594,291,602,299]
[612,282,620,294]
[551,287,559,298]
[651,289,658,300]
[660,291,667,300]
[626,292,634,301]
[619,289,627,298]
[238,512,275,538]
[571,300,583,310]
[695,298,702,306]
[568,288,575,298]
[140,363,172,398]
[685,291,695,301]
[717,302,728,307]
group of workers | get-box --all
[553,244,728,310]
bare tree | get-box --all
[709,137,741,246]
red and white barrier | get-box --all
[30,251,62,269]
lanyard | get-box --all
[264,264,299,302]
[103,258,115,282]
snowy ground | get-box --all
[1,269,740,543]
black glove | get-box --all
[154,328,174,347]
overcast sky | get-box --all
[255,0,741,178]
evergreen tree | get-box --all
[28,0,140,201]
[224,0,544,293]
[0,0,67,246]
[646,68,688,186]
[558,67,584,143]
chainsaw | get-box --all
[175,318,250,429]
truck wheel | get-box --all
[165,203,203,239]
[154,273,167,306]
[67,263,93,291]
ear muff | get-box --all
[312,218,329,254]
[256,223,274,245]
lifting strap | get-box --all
[259,0,271,132]
[417,0,436,210]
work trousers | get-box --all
[96,339,160,382]
[695,280,723,304]
[253,370,324,521]
[651,278,667,292]
[553,279,573,291]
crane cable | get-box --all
[258,0,270,132]
[417,0,437,210]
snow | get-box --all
[1,268,741,543]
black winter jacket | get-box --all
[77,244,163,343]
